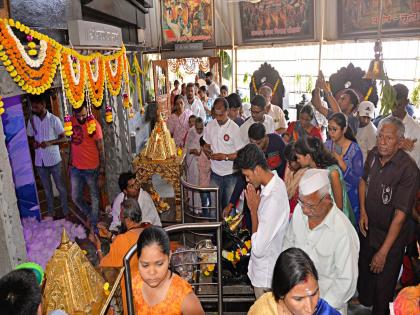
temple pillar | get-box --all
[0,119,27,277]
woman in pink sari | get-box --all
[167,95,192,147]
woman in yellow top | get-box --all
[248,248,339,315]
[132,226,204,315]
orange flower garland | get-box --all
[0,19,60,95]
[105,54,124,96]
[87,56,105,108]
[0,17,132,120]
[61,52,86,109]
[104,46,125,97]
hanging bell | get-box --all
[364,39,386,80]
[364,58,386,80]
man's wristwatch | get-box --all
[225,154,229,161]
[325,91,333,97]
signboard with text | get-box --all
[239,0,314,43]
[338,0,420,38]
[68,20,122,47]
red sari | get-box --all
[286,121,323,142]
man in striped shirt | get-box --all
[27,93,69,218]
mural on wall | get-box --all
[161,0,214,45]
[338,0,420,37]
[240,0,314,43]
[1,96,40,219]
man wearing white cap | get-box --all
[283,168,359,314]
[356,101,377,163]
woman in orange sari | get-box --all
[132,226,204,315]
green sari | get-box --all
[327,164,356,227]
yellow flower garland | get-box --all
[0,18,128,110]
[87,56,105,108]
[61,52,86,109]
[0,19,60,95]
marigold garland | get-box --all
[105,54,124,96]
[61,52,86,109]
[87,56,105,108]
[0,19,60,95]
[0,17,132,119]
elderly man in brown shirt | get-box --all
[357,116,419,315]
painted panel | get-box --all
[1,95,40,219]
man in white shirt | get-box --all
[183,83,206,121]
[240,95,275,145]
[259,86,287,134]
[109,172,161,231]
[283,168,359,314]
[205,71,220,99]
[234,143,289,299]
[356,101,377,163]
[391,84,420,168]
[203,98,244,212]
[27,93,69,218]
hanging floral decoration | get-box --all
[272,78,281,96]
[105,47,125,97]
[0,18,135,129]
[364,86,373,101]
[86,55,105,108]
[0,19,60,95]
[61,51,87,109]
[251,76,258,94]
[85,89,96,135]
[58,60,73,137]
[104,79,113,124]
[129,54,147,114]
[105,105,113,123]
[0,96,4,115]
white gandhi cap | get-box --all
[299,168,330,196]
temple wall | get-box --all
[0,119,27,277]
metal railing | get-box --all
[123,222,224,315]
[180,176,220,223]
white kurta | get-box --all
[239,115,275,145]
[356,122,377,163]
[248,174,289,288]
[283,204,360,314]
[266,104,287,132]
[402,114,420,168]
[109,191,162,231]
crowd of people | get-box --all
[165,72,420,314]
[1,71,420,315]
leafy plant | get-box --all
[243,72,250,84]
[410,79,420,107]
[306,76,313,93]
[379,77,397,115]
[218,50,232,81]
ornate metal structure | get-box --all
[329,63,379,106]
[250,62,285,108]
[43,229,107,314]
